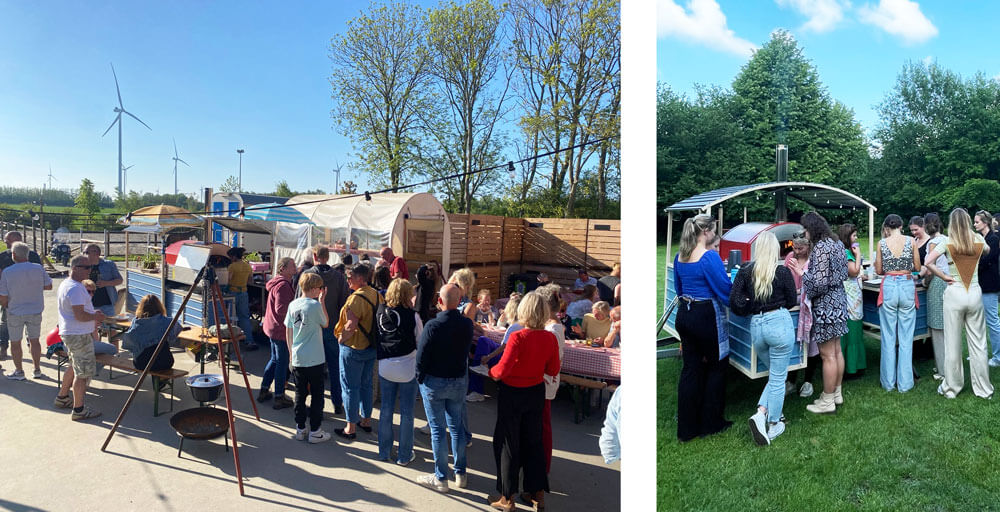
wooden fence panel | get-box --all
[448,214,468,266]
[502,218,523,264]
[586,219,620,270]
[469,263,502,299]
[467,214,505,264]
[522,218,589,268]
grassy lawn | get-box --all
[656,239,1000,510]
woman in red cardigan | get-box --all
[487,291,561,511]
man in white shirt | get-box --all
[53,254,105,421]
[0,242,52,380]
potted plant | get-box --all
[141,252,159,272]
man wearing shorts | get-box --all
[54,254,104,420]
[0,242,52,380]
[0,230,41,361]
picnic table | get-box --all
[480,324,507,344]
[176,327,246,374]
[561,341,621,381]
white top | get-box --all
[378,312,423,383]
[58,278,95,335]
[566,298,594,320]
[0,261,51,315]
[543,322,565,400]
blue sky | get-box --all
[0,1,441,197]
[657,0,1000,135]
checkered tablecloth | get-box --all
[560,342,621,380]
[481,325,506,344]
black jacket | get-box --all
[416,309,472,383]
[979,231,1000,293]
[300,264,351,323]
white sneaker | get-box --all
[799,382,814,398]
[6,369,25,381]
[397,452,417,466]
[933,373,944,381]
[833,385,843,405]
[294,426,307,441]
[417,474,449,493]
[32,369,43,379]
[784,381,796,396]
[748,410,769,446]
[465,392,485,402]
[419,424,431,435]
[990,357,1000,368]
[469,364,490,377]
[308,429,332,444]
[455,472,468,489]
[937,383,956,399]
[767,421,786,442]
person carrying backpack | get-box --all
[333,263,382,439]
[375,278,423,465]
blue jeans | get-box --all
[261,337,289,397]
[322,328,343,407]
[981,292,1000,360]
[751,309,794,424]
[232,291,256,346]
[879,275,916,392]
[339,345,375,424]
[420,375,467,480]
[379,376,417,463]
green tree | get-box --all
[339,180,358,194]
[219,175,240,193]
[75,179,100,219]
[274,180,294,197]
[330,2,432,189]
[425,0,512,213]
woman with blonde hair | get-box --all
[487,291,561,511]
[449,268,478,322]
[925,208,993,399]
[730,232,797,445]
[673,214,732,441]
[122,294,181,372]
[376,278,423,464]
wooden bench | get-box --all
[560,373,608,424]
[53,350,188,417]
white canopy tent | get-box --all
[273,193,451,275]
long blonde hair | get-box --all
[752,232,779,301]
[947,208,976,256]
[679,214,715,261]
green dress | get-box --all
[841,248,866,374]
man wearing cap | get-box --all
[573,268,598,291]
[0,231,40,361]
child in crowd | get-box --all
[574,300,613,342]
[475,289,496,325]
[286,272,331,444]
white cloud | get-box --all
[658,0,757,58]
[857,0,937,45]
[775,0,849,33]
[922,55,933,66]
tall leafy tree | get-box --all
[218,175,240,193]
[75,179,100,220]
[330,2,432,189]
[425,0,512,213]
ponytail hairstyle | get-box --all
[924,212,942,237]
[882,214,903,233]
[751,232,779,301]
[947,208,975,256]
[679,214,716,261]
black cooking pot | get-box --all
[185,374,223,403]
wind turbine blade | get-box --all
[123,165,134,170]
[110,63,123,108]
[101,114,121,137]
[122,110,151,130]
[173,138,178,157]
[177,158,189,166]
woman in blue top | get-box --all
[122,295,181,372]
[674,214,732,442]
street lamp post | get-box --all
[236,148,245,193]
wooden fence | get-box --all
[446,214,620,297]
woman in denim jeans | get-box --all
[376,278,422,464]
[730,232,797,445]
[874,214,921,393]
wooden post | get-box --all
[868,207,875,263]
[103,229,110,259]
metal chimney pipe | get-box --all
[775,144,788,222]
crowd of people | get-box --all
[674,207,1000,447]
[0,233,622,511]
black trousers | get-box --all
[293,364,326,431]
[788,354,821,384]
[676,301,728,441]
[493,382,548,497]
[134,344,174,372]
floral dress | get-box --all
[802,237,849,343]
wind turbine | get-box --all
[121,163,134,191]
[101,63,151,198]
[332,159,344,194]
[46,165,57,189]
[171,138,189,196]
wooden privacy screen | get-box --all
[446,214,620,296]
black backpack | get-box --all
[373,303,417,360]
[352,290,383,349]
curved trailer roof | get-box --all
[664,181,876,212]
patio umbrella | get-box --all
[241,202,313,224]
[122,204,203,233]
